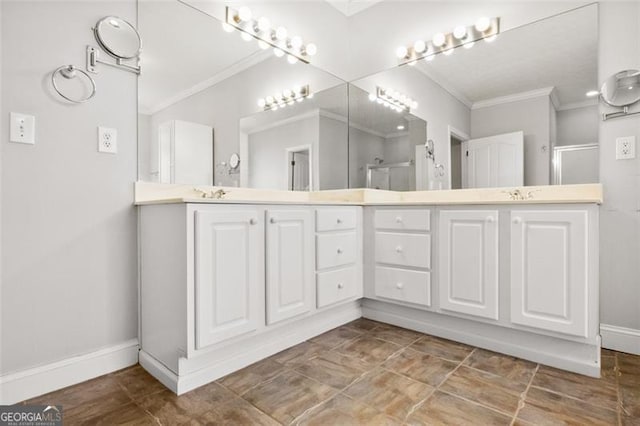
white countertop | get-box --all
[134,182,603,206]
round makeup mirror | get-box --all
[600,69,640,108]
[94,16,141,60]
[229,153,240,170]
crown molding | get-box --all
[549,87,561,110]
[244,109,321,135]
[471,87,556,110]
[325,0,384,17]
[414,63,473,109]
[557,99,599,111]
[142,50,272,115]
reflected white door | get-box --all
[553,144,599,185]
[465,131,524,188]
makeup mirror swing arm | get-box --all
[602,105,640,121]
[86,45,141,75]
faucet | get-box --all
[193,188,228,199]
[503,188,538,201]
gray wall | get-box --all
[598,2,640,332]
[471,96,552,186]
[318,115,349,190]
[557,105,600,146]
[1,1,137,374]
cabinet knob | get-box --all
[337,247,343,254]
[249,218,256,225]
[396,282,404,289]
[337,283,344,289]
[270,217,276,224]
[395,246,403,253]
[395,216,403,223]
[336,218,342,224]
[513,217,522,224]
[486,216,495,223]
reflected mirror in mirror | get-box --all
[600,69,640,108]
[353,4,598,190]
[94,16,141,59]
[137,0,348,189]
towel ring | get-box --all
[51,65,96,103]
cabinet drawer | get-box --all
[375,209,430,231]
[375,232,431,268]
[317,232,358,270]
[316,208,357,232]
[375,266,430,306]
[317,266,359,308]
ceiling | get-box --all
[324,0,384,17]
[138,1,263,113]
[417,4,598,108]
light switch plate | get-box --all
[10,112,35,144]
[98,126,117,154]
[616,136,636,160]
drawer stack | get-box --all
[373,209,431,307]
[315,208,362,308]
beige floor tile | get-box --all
[309,325,363,349]
[407,391,512,426]
[28,375,127,410]
[531,365,619,410]
[439,366,525,416]
[334,335,403,364]
[297,393,400,426]
[294,350,371,389]
[218,359,286,395]
[619,352,640,388]
[346,318,382,332]
[368,324,424,346]
[463,349,537,384]
[382,347,458,386]
[71,402,157,425]
[344,367,434,420]
[269,341,327,367]
[620,384,640,419]
[196,395,280,425]
[243,369,336,424]
[113,365,167,401]
[517,386,619,426]
[409,336,473,363]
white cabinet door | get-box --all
[510,210,588,337]
[266,209,314,325]
[194,209,263,349]
[439,210,499,319]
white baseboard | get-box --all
[0,339,139,405]
[601,324,640,355]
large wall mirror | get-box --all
[137,0,348,189]
[138,2,599,191]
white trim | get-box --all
[285,144,314,191]
[245,110,320,135]
[0,339,139,405]
[142,50,272,115]
[557,99,599,111]
[549,88,561,110]
[601,324,640,355]
[318,109,348,124]
[472,87,556,110]
[415,64,473,109]
[447,125,470,190]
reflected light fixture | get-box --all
[586,90,600,97]
[367,86,417,113]
[397,124,405,130]
[396,17,500,65]
[224,6,317,64]
[257,85,311,111]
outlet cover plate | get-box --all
[616,136,636,160]
[98,126,117,154]
[10,112,35,144]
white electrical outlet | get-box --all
[616,136,636,160]
[10,112,35,144]
[98,127,117,154]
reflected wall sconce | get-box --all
[367,86,417,113]
[224,6,317,64]
[258,85,312,111]
[396,17,500,65]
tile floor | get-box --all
[23,319,640,425]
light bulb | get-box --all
[585,90,600,97]
[275,26,288,40]
[222,22,234,33]
[266,95,274,104]
[397,125,405,130]
[305,43,317,56]
[287,100,295,105]
[407,60,417,66]
[290,36,303,49]
[383,101,390,108]
[453,25,467,40]
[237,6,252,22]
[413,40,426,54]
[463,40,475,49]
[376,98,383,104]
[287,54,298,64]
[396,45,408,59]
[257,98,266,107]
[368,93,376,102]
[272,104,279,110]
[283,89,293,98]
[296,97,304,102]
[256,17,270,32]
[293,85,302,94]
[241,32,253,41]
[475,17,491,32]
[307,92,314,99]
[274,48,285,57]
[425,54,435,61]
[258,40,270,50]
[411,101,418,109]
[484,34,497,43]
[432,33,446,47]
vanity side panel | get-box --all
[140,204,188,373]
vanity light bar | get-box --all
[257,85,312,111]
[396,17,500,65]
[224,7,317,65]
[367,87,417,113]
